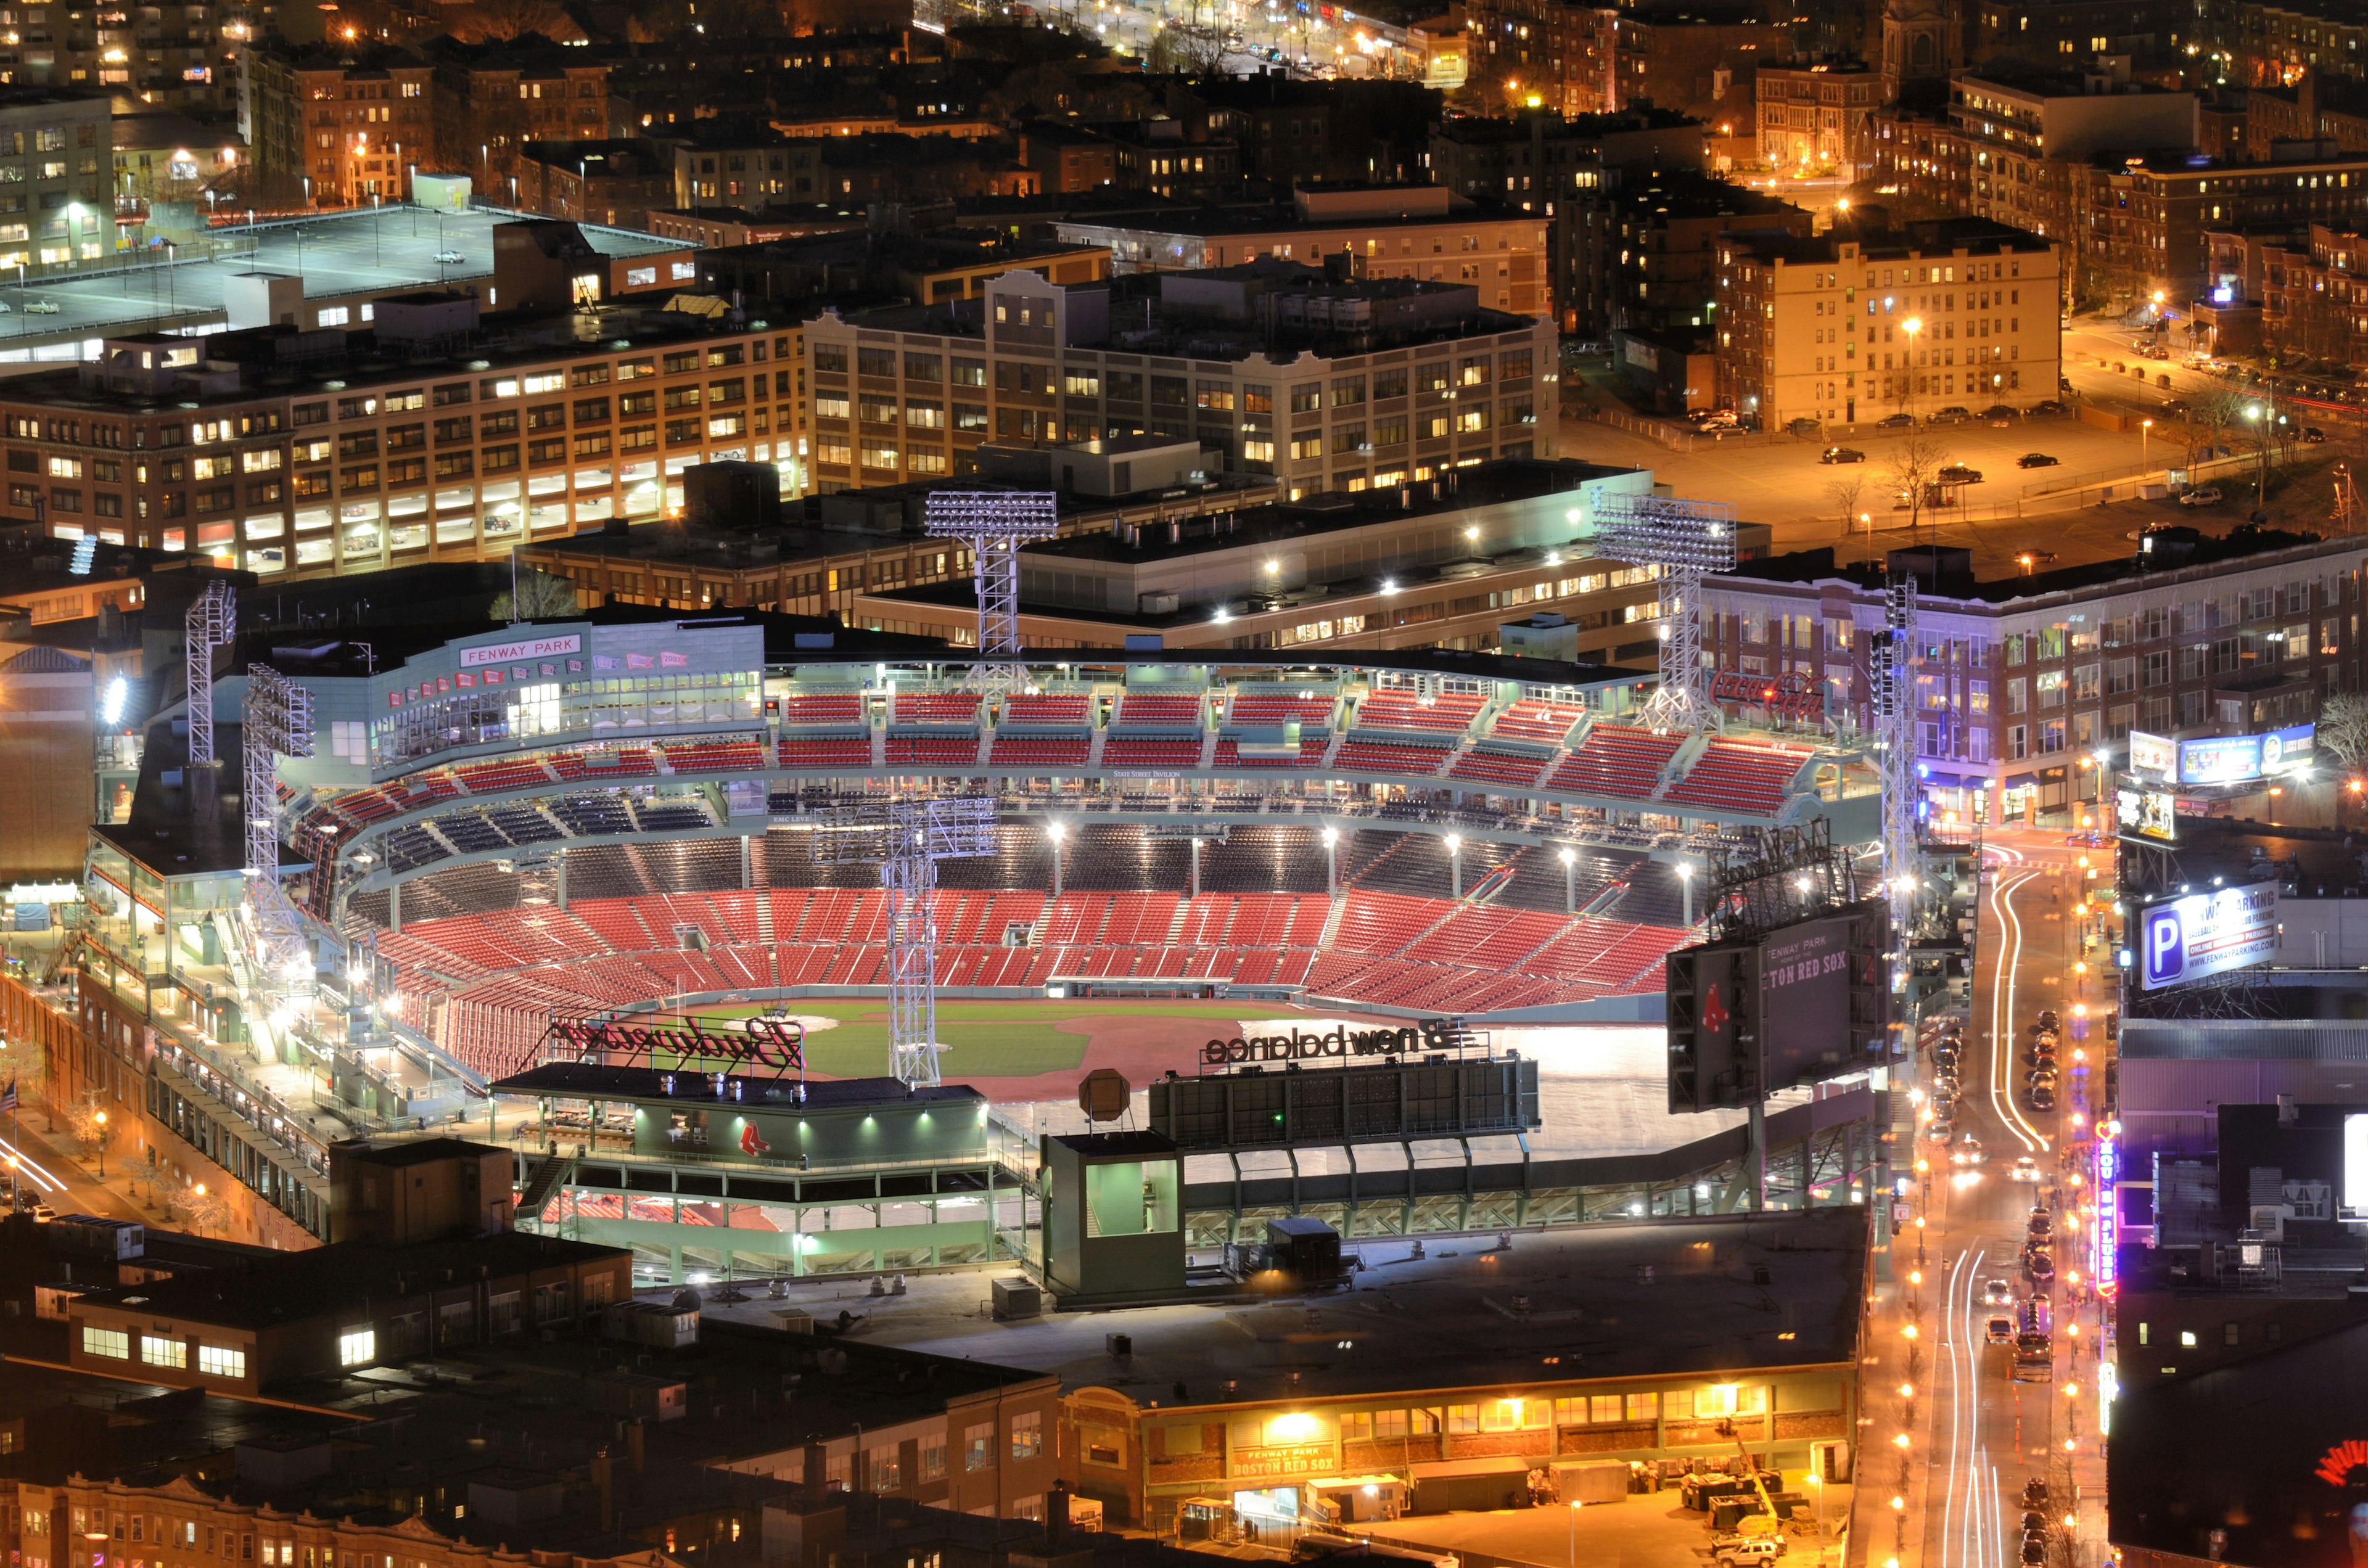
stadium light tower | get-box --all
[924,490,1059,692]
[1872,573,1922,951]
[1591,494,1739,734]
[241,664,318,1030]
[813,797,998,1090]
[184,580,234,766]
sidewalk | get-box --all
[3,1102,176,1228]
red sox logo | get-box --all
[1702,985,1731,1035]
[740,1123,770,1157]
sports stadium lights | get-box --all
[923,489,1058,692]
[1591,494,1737,734]
[1873,575,1920,944]
[240,664,319,1033]
[184,580,234,767]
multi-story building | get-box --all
[1716,216,2062,428]
[1460,0,1622,117]
[1971,0,2191,65]
[1614,2,1794,120]
[799,263,1557,499]
[244,43,435,208]
[1704,528,2368,822]
[669,118,823,211]
[1052,186,1553,318]
[0,287,795,578]
[1164,78,1437,188]
[2081,144,2368,310]
[0,86,111,274]
[0,0,252,112]
[1017,120,1119,194]
[1753,60,1880,178]
[1605,169,1811,338]
[2211,0,2368,88]
[425,38,612,202]
[517,138,675,230]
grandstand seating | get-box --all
[568,749,659,779]
[1333,738,1450,776]
[886,734,982,767]
[894,692,982,726]
[1215,736,1328,768]
[636,802,715,832]
[1353,691,1487,735]
[1114,692,1203,727]
[1547,724,1683,799]
[1000,694,1092,726]
[550,796,633,836]
[456,758,556,794]
[778,694,865,726]
[1227,689,1336,726]
[662,737,768,773]
[434,813,507,853]
[1489,699,1587,745]
[1661,741,1814,814]
[1447,745,1549,787]
[779,737,874,770]
[1101,737,1201,770]
[488,805,562,845]
[990,734,1090,767]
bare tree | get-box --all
[168,1180,229,1237]
[59,1094,105,1162]
[0,1032,49,1130]
[2320,691,2368,775]
[1826,472,1867,559]
[492,569,579,623]
[1883,437,1951,547]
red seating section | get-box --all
[1102,737,1201,770]
[1115,692,1202,726]
[1215,737,1328,768]
[1490,699,1587,745]
[662,737,768,773]
[1227,691,1336,726]
[1334,739,1450,776]
[990,734,1090,767]
[456,757,556,793]
[894,693,981,725]
[1354,691,1487,734]
[778,694,865,726]
[1662,741,1813,814]
[886,734,981,766]
[1001,694,1091,725]
[1449,746,1548,787]
[1547,725,1682,799]
[779,737,873,769]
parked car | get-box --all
[2179,486,2224,507]
[1821,446,1866,464]
[2025,1480,2052,1508]
[2304,426,2329,443]
[2029,1083,2057,1111]
[2033,399,2068,415]
[1924,1115,1955,1142]
[1940,464,1985,484]
[1878,412,1916,430]
[2146,344,2172,360]
[2025,1249,2055,1283]
[1714,1539,1788,1566]
[1983,403,2019,421]
[2037,1009,2060,1029]
[2018,452,2060,468]
[1929,405,1971,424]
[2164,398,2191,417]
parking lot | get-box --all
[1349,1484,1850,1568]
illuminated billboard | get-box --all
[2138,882,2279,991]
[2115,786,2177,843]
[2174,723,2314,787]
[2128,731,2176,782]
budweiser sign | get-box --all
[547,1014,805,1072]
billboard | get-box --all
[1146,1053,1540,1151]
[2137,882,2279,991]
[2345,1114,2368,1218]
[2115,786,2177,843]
[2174,723,2314,787]
[2128,731,2176,782]
[1668,898,1891,1111]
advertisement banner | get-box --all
[2173,723,2315,786]
[2128,731,2176,781]
[460,633,583,668]
[2115,786,2177,843]
[2139,883,2279,990]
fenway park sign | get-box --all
[548,1014,805,1072]
[1201,1020,1466,1068]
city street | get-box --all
[1857,830,2115,1568]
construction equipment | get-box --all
[1714,1421,1786,1541]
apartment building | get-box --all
[1614,2,1794,120]
[1754,60,1880,178]
[0,86,109,274]
[244,43,435,207]
[426,39,611,197]
[2080,146,2368,310]
[1704,530,2368,822]
[517,138,675,230]
[1052,186,1552,317]
[1457,0,1621,116]
[1971,0,2189,65]
[0,0,247,111]
[0,292,794,578]
[799,263,1557,500]
[670,118,823,211]
[1716,217,2062,427]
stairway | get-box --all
[517,1151,571,1223]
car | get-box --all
[2018,452,2060,468]
[1821,446,1865,464]
[2165,398,2191,417]
[1983,403,2020,421]
[2029,1084,2057,1111]
[2026,1251,2056,1283]
[1714,1540,1788,1565]
[2020,1541,2048,1566]
[2030,1217,2056,1244]
[23,299,57,314]
[2146,344,2171,360]
[1987,1315,2016,1345]
[1983,1278,2016,1306]
[433,250,467,265]
[2304,426,2329,443]
[2033,399,2068,416]
[2179,486,2224,507]
[2013,1155,2041,1182]
[1877,412,1915,430]
[2028,1074,2061,1096]
[2037,1009,2060,1029]
[1923,1116,1955,1143]
[1952,1133,1986,1165]
[1929,405,1971,424]
[2025,1480,2052,1508]
[1940,464,1985,484]
[2024,1513,2050,1535]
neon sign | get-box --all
[1201,1019,1473,1068]
[2095,1133,2120,1289]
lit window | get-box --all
[81,1326,130,1359]
[337,1329,374,1367]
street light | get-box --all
[2141,417,2153,471]
[93,1108,107,1176]
[1676,861,1694,926]
[1901,317,1922,417]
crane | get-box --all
[1712,1420,1787,1542]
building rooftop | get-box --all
[1725,215,2055,263]
[1056,195,1536,239]
[694,1207,1870,1405]
[488,1062,989,1112]
[1717,526,2340,607]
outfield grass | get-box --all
[684,998,1256,1080]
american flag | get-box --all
[0,1080,16,1112]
